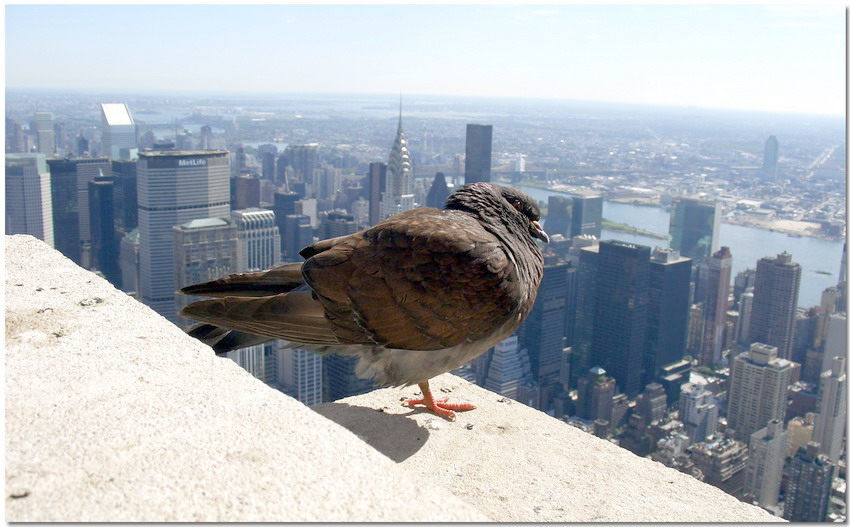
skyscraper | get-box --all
[138,150,230,324]
[32,112,55,156]
[100,103,137,160]
[482,335,536,402]
[111,160,138,241]
[172,217,237,326]
[284,143,319,193]
[749,252,801,359]
[318,210,358,241]
[278,344,323,406]
[283,214,313,262]
[688,437,749,498]
[519,260,571,410]
[5,153,53,247]
[231,208,280,272]
[678,380,719,446]
[46,157,112,266]
[726,342,793,441]
[575,366,615,423]
[425,172,451,209]
[812,356,846,464]
[545,195,573,238]
[591,240,650,398]
[669,197,720,264]
[644,248,691,385]
[762,135,779,181]
[700,246,733,366]
[464,124,492,185]
[570,243,600,386]
[367,162,387,226]
[88,176,120,286]
[783,442,835,522]
[379,110,414,220]
[744,419,786,509]
[570,195,603,239]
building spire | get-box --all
[398,92,403,131]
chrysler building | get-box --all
[379,100,415,220]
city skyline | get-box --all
[5,4,845,117]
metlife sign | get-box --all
[178,158,207,167]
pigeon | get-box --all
[179,182,548,420]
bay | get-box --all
[517,185,845,308]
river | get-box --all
[516,185,845,309]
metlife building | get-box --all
[137,150,230,323]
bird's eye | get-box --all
[509,199,524,212]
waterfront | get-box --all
[518,185,845,308]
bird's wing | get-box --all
[179,290,340,345]
[178,262,305,298]
[303,208,521,350]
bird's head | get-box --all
[446,182,549,244]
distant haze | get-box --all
[5,4,845,116]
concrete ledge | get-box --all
[4,235,486,522]
[314,376,782,522]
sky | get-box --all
[5,3,847,116]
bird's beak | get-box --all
[531,221,549,243]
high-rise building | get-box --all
[591,240,650,398]
[138,150,230,324]
[261,150,276,181]
[519,260,571,410]
[786,413,816,457]
[482,335,536,402]
[231,208,280,272]
[230,175,261,210]
[644,248,691,385]
[283,214,313,262]
[726,342,793,441]
[111,160,138,240]
[744,419,786,509]
[736,288,755,345]
[464,124,492,185]
[100,103,137,160]
[783,442,835,522]
[762,135,779,181]
[278,344,323,406]
[88,176,121,286]
[570,243,600,386]
[33,112,55,156]
[199,125,212,150]
[284,143,319,193]
[635,382,667,423]
[5,153,54,247]
[318,210,358,241]
[6,117,25,153]
[172,217,237,326]
[119,227,140,298]
[668,197,720,263]
[425,172,451,209]
[367,162,387,226]
[380,110,414,221]
[46,157,112,266]
[322,354,375,402]
[545,196,573,238]
[700,246,733,366]
[812,356,846,465]
[570,195,603,239]
[575,366,615,423]
[689,437,749,498]
[679,380,718,446]
[749,252,801,359]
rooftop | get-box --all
[5,234,783,522]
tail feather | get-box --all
[179,291,341,347]
[178,262,305,298]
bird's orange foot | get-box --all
[403,382,476,421]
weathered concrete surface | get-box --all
[5,235,487,522]
[314,374,784,523]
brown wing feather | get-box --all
[178,291,340,345]
[302,207,520,350]
[178,262,305,298]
